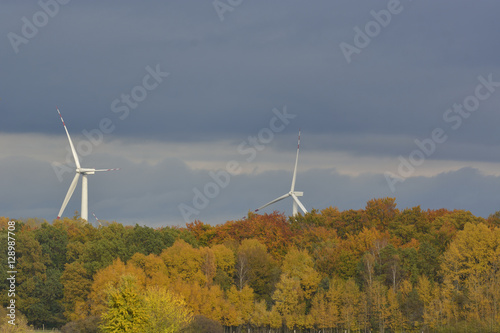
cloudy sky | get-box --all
[1,1,500,227]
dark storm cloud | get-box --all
[2,1,498,142]
[2,1,500,225]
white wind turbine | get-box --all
[254,131,308,217]
[56,108,119,221]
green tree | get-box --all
[335,249,359,280]
[235,239,280,304]
[80,222,132,276]
[15,231,49,327]
[378,244,401,292]
[31,268,65,328]
[61,261,93,321]
[34,222,68,270]
[126,224,166,256]
[417,241,440,282]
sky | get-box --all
[1,0,500,228]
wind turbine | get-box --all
[254,131,308,216]
[56,108,119,221]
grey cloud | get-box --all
[2,1,500,225]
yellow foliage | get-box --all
[61,261,92,320]
[129,252,170,287]
[281,247,321,300]
[100,275,149,333]
[227,285,255,325]
[144,286,193,333]
[386,288,403,332]
[200,247,216,286]
[340,279,361,331]
[441,223,500,323]
[160,239,207,285]
[211,243,235,273]
[273,275,303,317]
[251,300,269,327]
[417,275,433,306]
[88,258,146,316]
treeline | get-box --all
[1,197,500,332]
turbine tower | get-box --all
[56,108,119,221]
[255,131,308,216]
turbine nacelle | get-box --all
[77,168,96,175]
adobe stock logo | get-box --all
[7,0,70,54]
[213,0,243,22]
[52,64,169,182]
[385,74,500,192]
[178,106,296,223]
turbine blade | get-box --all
[291,193,308,214]
[290,130,301,191]
[94,168,120,172]
[57,108,81,169]
[57,173,80,219]
[255,193,290,212]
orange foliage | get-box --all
[87,258,147,316]
[209,212,293,259]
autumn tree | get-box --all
[441,222,500,327]
[0,306,31,332]
[486,210,500,228]
[61,261,93,321]
[226,285,255,329]
[211,244,235,291]
[365,197,399,230]
[87,258,146,317]
[370,280,389,333]
[143,286,193,333]
[160,239,206,285]
[272,275,304,330]
[418,274,443,330]
[100,275,149,332]
[234,239,280,304]
[340,278,361,332]
[281,247,321,300]
[337,209,368,238]
[309,278,341,332]
[211,212,293,259]
[186,220,216,246]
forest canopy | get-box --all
[1,197,500,332]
